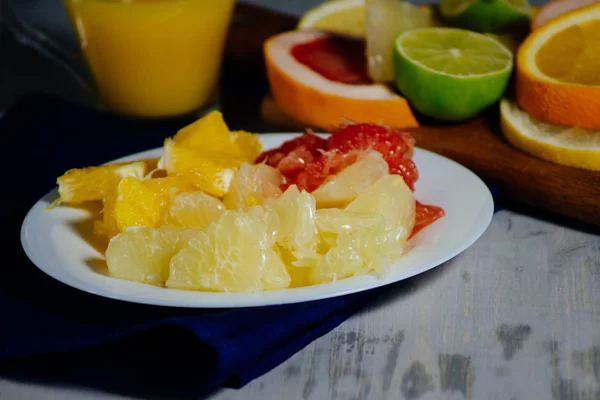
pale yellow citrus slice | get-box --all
[500,98,600,170]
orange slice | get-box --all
[263,30,418,130]
[516,2,600,129]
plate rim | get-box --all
[21,134,494,308]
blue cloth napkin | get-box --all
[1,94,376,398]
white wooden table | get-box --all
[3,209,599,399]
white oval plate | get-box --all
[21,133,493,308]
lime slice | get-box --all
[393,28,513,121]
[365,0,440,82]
[440,0,531,32]
[298,0,366,37]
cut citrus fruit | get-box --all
[264,30,418,130]
[365,0,438,82]
[500,98,600,170]
[173,111,261,162]
[298,0,366,37]
[167,210,290,292]
[106,226,198,286]
[531,0,597,30]
[165,191,226,229]
[516,2,600,129]
[160,139,245,197]
[309,222,407,284]
[440,0,531,32]
[326,123,418,189]
[315,208,385,246]
[312,150,388,208]
[101,176,162,240]
[347,174,415,237]
[223,163,283,210]
[394,27,513,121]
[143,176,198,219]
[56,161,149,205]
[272,185,319,265]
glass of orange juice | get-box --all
[62,0,236,119]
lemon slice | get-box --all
[500,98,600,171]
[298,0,366,37]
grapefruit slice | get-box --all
[263,30,418,130]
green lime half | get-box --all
[440,0,531,32]
[298,0,366,37]
[393,27,513,122]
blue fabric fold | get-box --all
[1,94,376,398]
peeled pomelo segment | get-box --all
[312,150,389,208]
[166,210,290,293]
[264,30,418,130]
[309,222,407,284]
[165,191,226,229]
[347,174,415,238]
[223,163,283,210]
[271,185,320,266]
[106,226,198,286]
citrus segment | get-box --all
[312,150,388,208]
[165,191,226,229]
[223,163,283,210]
[166,211,290,293]
[309,223,407,284]
[347,174,415,237]
[516,2,600,129]
[500,98,600,170]
[173,111,261,162]
[56,161,149,205]
[106,226,198,286]
[272,185,319,265]
[160,139,243,197]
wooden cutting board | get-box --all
[223,3,600,227]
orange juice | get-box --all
[64,0,235,118]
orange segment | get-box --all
[264,30,419,130]
[173,111,262,162]
[516,2,600,129]
[143,176,198,223]
[102,176,162,239]
[56,160,150,205]
[160,139,246,197]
